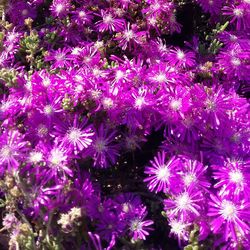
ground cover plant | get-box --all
[0,0,249,249]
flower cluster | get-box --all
[0,0,249,249]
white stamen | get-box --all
[56,4,64,14]
[229,170,244,184]
[183,173,196,186]
[29,151,43,163]
[170,99,182,111]
[68,128,82,143]
[220,200,237,220]
[157,166,170,182]
[177,50,185,60]
[176,193,191,210]
[103,14,113,24]
[49,148,65,166]
[102,98,114,109]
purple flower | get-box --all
[86,124,119,169]
[179,157,210,191]
[223,4,250,31]
[45,48,72,69]
[212,158,250,198]
[116,23,146,50]
[129,215,154,241]
[95,10,125,33]
[6,0,37,25]
[53,114,94,154]
[144,152,180,193]
[168,218,190,244]
[164,187,203,220]
[96,211,126,241]
[208,194,250,241]
[196,0,222,15]
[166,48,196,68]
[71,8,93,26]
[115,193,145,220]
[0,130,28,171]
[50,0,70,18]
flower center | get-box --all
[79,11,86,18]
[91,90,102,99]
[205,99,216,111]
[0,145,12,158]
[130,219,142,231]
[43,105,54,115]
[220,200,237,220]
[157,166,170,182]
[56,4,64,14]
[50,149,65,166]
[183,173,196,186]
[42,78,51,87]
[102,98,114,109]
[29,151,43,163]
[37,124,48,137]
[55,53,66,61]
[122,203,131,213]
[231,57,241,66]
[170,220,186,235]
[103,14,113,24]
[176,193,191,210]
[233,8,244,17]
[124,30,134,40]
[115,70,124,81]
[94,139,106,153]
[170,99,181,111]
[155,73,166,83]
[135,97,145,109]
[177,50,185,60]
[229,170,243,184]
[68,128,82,143]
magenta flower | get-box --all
[166,48,196,68]
[71,8,93,26]
[168,218,190,244]
[50,0,70,18]
[96,211,126,241]
[179,157,210,191]
[212,158,250,198]
[6,0,37,25]
[144,152,180,193]
[208,194,250,241]
[0,130,28,171]
[115,193,143,220]
[223,4,250,31]
[164,187,203,220]
[202,86,232,128]
[95,10,125,33]
[116,23,146,50]
[196,0,222,15]
[86,124,120,169]
[53,114,94,154]
[45,48,72,69]
[129,214,154,241]
[45,143,73,178]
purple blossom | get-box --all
[86,124,119,169]
[129,214,154,241]
[144,152,180,193]
[50,0,71,18]
[53,114,94,154]
[95,10,125,33]
[0,130,28,171]
[208,194,250,241]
